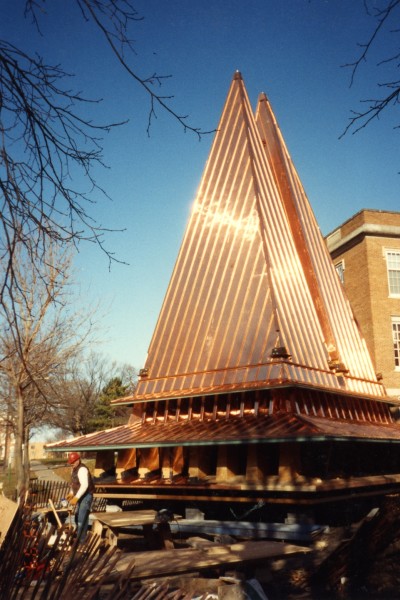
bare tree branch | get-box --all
[74,0,214,137]
[0,1,212,317]
[24,0,214,137]
[0,242,96,492]
[341,0,400,137]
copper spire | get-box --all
[133,73,383,403]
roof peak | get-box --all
[135,74,383,402]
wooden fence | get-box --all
[28,480,107,512]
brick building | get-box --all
[326,209,400,399]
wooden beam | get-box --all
[113,540,310,580]
[216,444,246,482]
[138,447,159,478]
[116,448,137,481]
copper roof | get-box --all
[132,72,384,404]
[47,412,400,452]
[52,73,398,456]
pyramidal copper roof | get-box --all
[133,72,384,404]
[48,73,399,457]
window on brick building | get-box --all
[335,261,344,284]
[386,250,400,296]
[392,317,400,369]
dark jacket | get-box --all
[71,463,95,498]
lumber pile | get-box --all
[312,494,400,597]
[7,487,400,599]
[0,501,135,599]
[113,539,310,580]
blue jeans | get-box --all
[75,493,93,543]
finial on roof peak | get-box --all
[233,70,243,80]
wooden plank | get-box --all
[114,540,310,580]
[216,445,239,482]
[91,509,181,549]
[246,444,270,483]
[48,499,62,528]
[93,474,400,506]
[0,495,18,548]
[188,444,216,479]
[91,509,157,528]
[313,494,400,593]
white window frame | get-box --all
[385,249,400,297]
[335,260,345,284]
[392,316,400,371]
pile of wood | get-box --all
[0,494,308,599]
[310,494,400,598]
[4,490,400,599]
[0,500,135,599]
[261,493,400,599]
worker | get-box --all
[66,451,95,543]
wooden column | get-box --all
[94,450,115,478]
[161,446,185,478]
[278,443,301,483]
[188,446,216,479]
[116,448,137,481]
[245,444,271,483]
[216,445,243,482]
[138,447,160,478]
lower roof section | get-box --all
[46,413,400,453]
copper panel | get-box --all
[134,72,386,404]
[47,411,400,452]
[255,94,378,389]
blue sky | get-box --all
[4,1,400,371]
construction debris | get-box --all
[4,482,400,598]
[0,500,134,599]
[311,493,400,598]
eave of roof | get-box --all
[46,413,400,453]
[111,375,393,407]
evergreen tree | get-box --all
[87,377,129,432]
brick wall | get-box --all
[327,210,400,397]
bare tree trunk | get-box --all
[23,425,30,490]
[15,388,26,498]
[2,413,12,474]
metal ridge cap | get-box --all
[134,358,384,384]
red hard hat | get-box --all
[67,451,81,464]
